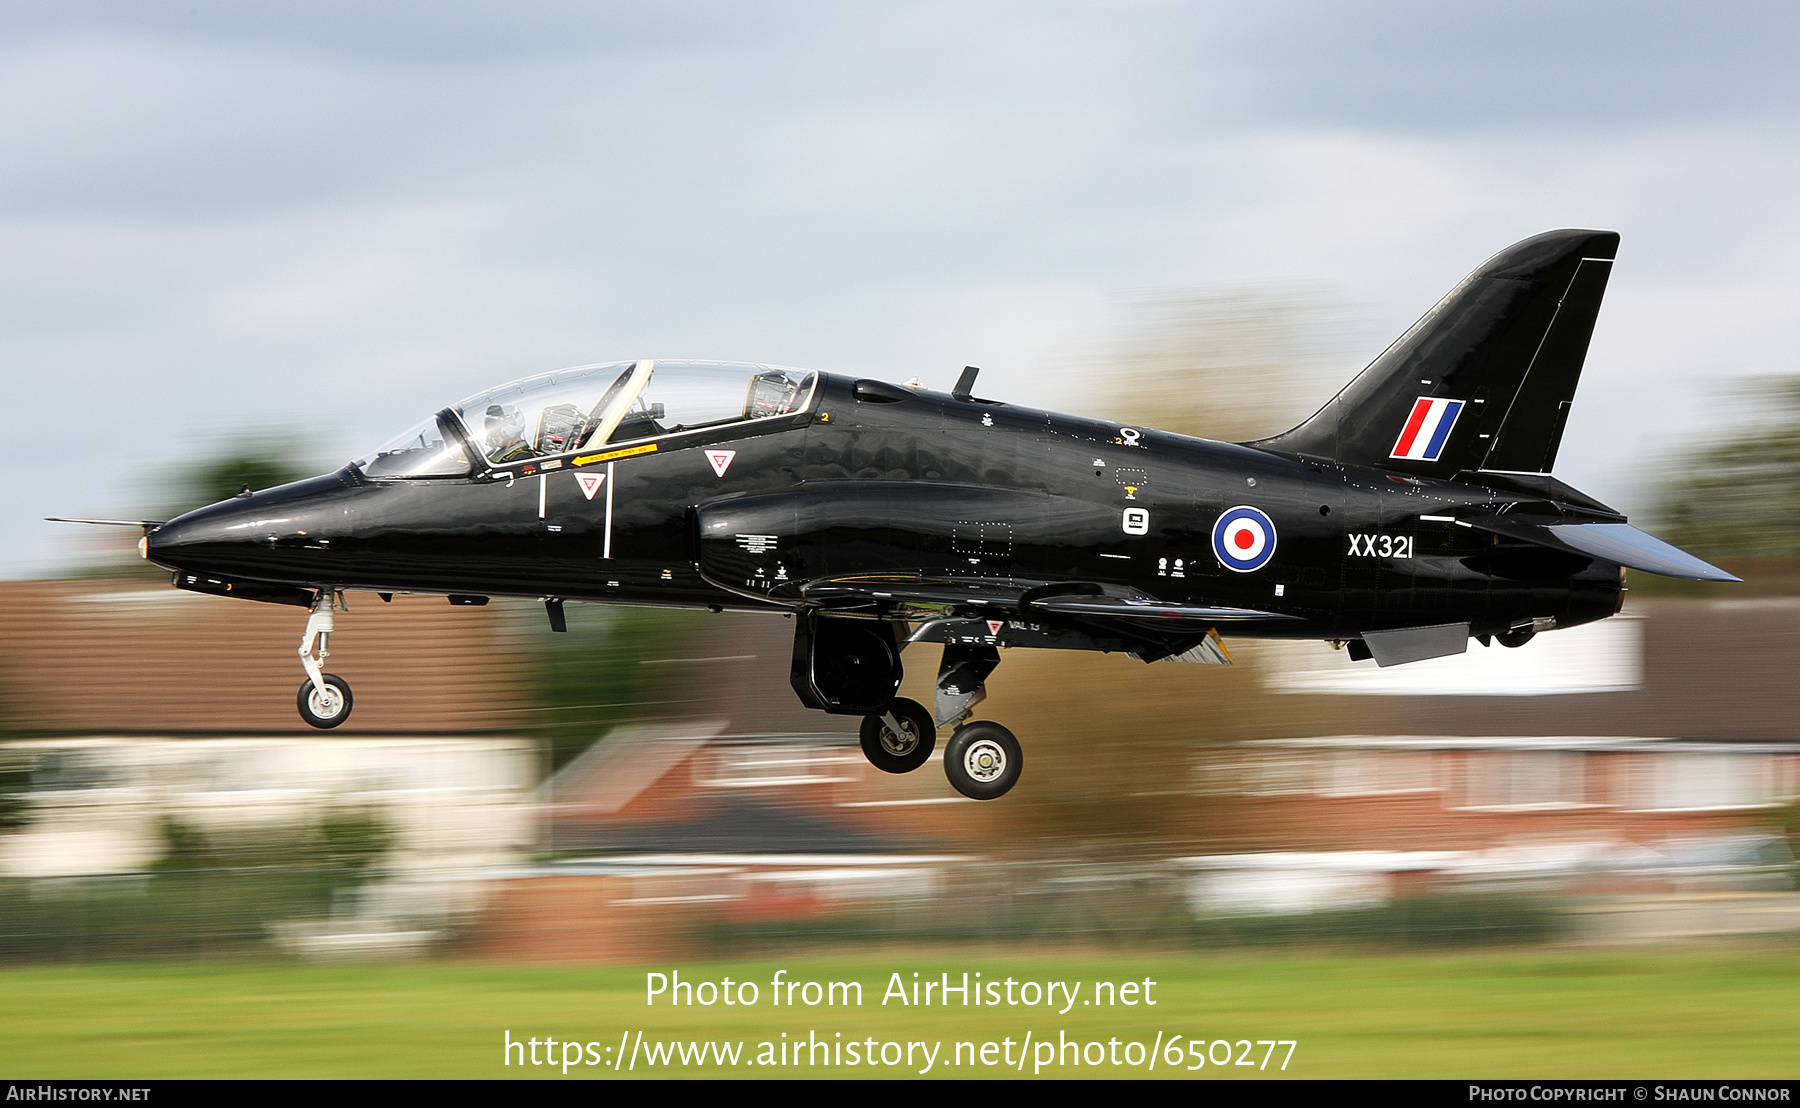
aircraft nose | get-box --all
[144,471,356,582]
[145,497,272,572]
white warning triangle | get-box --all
[987,620,1004,635]
[705,449,737,477]
[575,472,605,500]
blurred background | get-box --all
[5,0,1800,1051]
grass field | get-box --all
[4,947,1800,1079]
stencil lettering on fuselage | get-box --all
[1115,468,1148,502]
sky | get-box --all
[6,1,1800,575]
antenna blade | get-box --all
[952,366,980,401]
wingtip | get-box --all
[1689,558,1742,583]
[44,517,167,528]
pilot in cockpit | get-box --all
[483,404,529,461]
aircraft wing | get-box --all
[799,573,1288,665]
[1025,596,1295,622]
[797,574,1291,621]
[1459,514,1739,582]
[798,576,1025,608]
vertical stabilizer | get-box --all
[1253,229,1618,476]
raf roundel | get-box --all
[1212,505,1277,573]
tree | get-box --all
[158,436,321,519]
[521,603,696,774]
[63,438,325,577]
[0,751,31,833]
[1081,285,1364,442]
[1655,376,1800,562]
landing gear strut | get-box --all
[934,642,999,727]
[296,591,353,729]
[929,642,1022,799]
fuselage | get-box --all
[145,370,1623,643]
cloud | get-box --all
[7,5,1800,572]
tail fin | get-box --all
[1254,228,1618,476]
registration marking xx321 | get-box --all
[1349,534,1413,558]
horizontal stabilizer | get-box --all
[46,517,166,529]
[1462,516,1739,582]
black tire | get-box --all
[1497,628,1536,648]
[943,721,1022,800]
[859,697,936,774]
[297,674,353,729]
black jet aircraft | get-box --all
[56,229,1736,800]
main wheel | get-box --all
[859,697,936,774]
[943,721,1022,800]
[1497,628,1536,648]
[297,674,353,729]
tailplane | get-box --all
[1254,228,1619,477]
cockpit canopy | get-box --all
[355,360,817,478]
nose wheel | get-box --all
[859,696,936,773]
[943,721,1022,800]
[296,591,355,729]
[298,673,353,729]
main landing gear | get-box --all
[926,640,1021,800]
[860,697,935,773]
[296,591,353,729]
[793,614,1024,800]
[860,708,1024,801]
[941,720,1021,801]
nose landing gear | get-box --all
[296,591,354,729]
[298,673,353,728]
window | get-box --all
[1462,751,1586,809]
[454,361,638,465]
[355,414,472,478]
[1320,751,1436,797]
[1628,752,1776,811]
[454,360,818,465]
[620,362,814,443]
[354,361,819,477]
